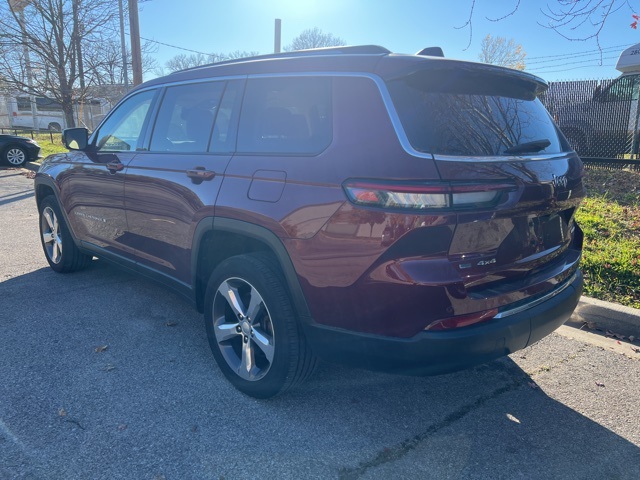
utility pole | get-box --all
[9,0,38,132]
[118,0,129,89]
[128,0,143,85]
[72,0,85,128]
[274,18,282,53]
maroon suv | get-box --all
[34,46,584,398]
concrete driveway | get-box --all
[1,167,639,479]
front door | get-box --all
[61,89,157,260]
[123,80,244,285]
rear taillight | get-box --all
[343,180,513,210]
[425,308,498,331]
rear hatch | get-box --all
[383,59,584,302]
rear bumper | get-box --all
[303,270,582,375]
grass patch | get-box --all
[578,169,640,309]
[33,133,67,158]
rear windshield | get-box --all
[387,72,567,157]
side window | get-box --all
[17,96,31,111]
[96,89,156,152]
[237,76,332,154]
[150,82,224,153]
[603,76,638,102]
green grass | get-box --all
[577,170,640,309]
[33,133,67,158]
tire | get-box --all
[204,253,316,398]
[39,196,91,273]
[4,145,28,167]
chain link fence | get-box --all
[540,76,640,170]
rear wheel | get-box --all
[204,253,316,398]
[39,196,91,273]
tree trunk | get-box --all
[61,92,76,128]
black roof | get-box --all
[136,45,548,95]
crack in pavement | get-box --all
[337,365,529,480]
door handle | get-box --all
[186,167,216,184]
[106,160,124,173]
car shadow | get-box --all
[1,260,639,479]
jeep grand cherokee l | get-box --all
[34,45,584,398]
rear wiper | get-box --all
[503,139,551,155]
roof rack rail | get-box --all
[174,45,391,73]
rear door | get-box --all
[122,79,244,285]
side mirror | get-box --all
[62,127,89,150]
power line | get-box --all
[528,55,619,72]
[139,35,211,56]
[526,46,627,66]
[526,43,634,60]
[529,63,616,75]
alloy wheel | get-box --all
[212,277,275,381]
[6,147,26,166]
[41,206,63,264]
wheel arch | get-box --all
[192,217,312,323]
[34,174,59,209]
[33,175,84,250]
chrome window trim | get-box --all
[119,71,568,162]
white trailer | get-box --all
[2,94,110,132]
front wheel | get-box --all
[4,146,27,166]
[204,253,316,398]
[39,196,91,273]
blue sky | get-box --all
[138,0,639,81]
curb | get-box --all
[570,296,640,340]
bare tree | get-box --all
[284,27,345,51]
[162,50,260,74]
[460,1,637,48]
[83,37,156,85]
[541,0,636,44]
[165,53,213,72]
[0,0,119,127]
[478,34,526,70]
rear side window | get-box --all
[387,71,566,157]
[150,82,224,153]
[237,76,332,154]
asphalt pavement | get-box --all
[1,167,639,480]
